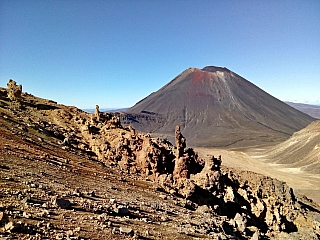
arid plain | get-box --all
[196,147,320,205]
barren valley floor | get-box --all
[196,147,320,205]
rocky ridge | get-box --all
[0,81,319,239]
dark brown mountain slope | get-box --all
[125,66,315,147]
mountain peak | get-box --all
[125,66,315,147]
[201,66,229,73]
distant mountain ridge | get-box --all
[123,66,315,147]
[285,102,320,119]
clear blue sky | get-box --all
[1,0,319,109]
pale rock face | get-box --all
[4,221,15,231]
[237,188,248,201]
[215,71,225,78]
[173,156,190,179]
[224,186,235,202]
[250,199,265,218]
[234,213,247,232]
[119,226,133,235]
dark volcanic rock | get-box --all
[53,198,71,209]
[124,66,315,147]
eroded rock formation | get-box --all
[7,79,22,102]
[175,125,186,158]
[74,112,313,237]
[1,90,318,239]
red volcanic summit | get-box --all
[124,66,315,147]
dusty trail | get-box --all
[195,147,320,204]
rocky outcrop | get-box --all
[7,79,22,102]
[92,104,100,123]
[60,111,318,238]
[2,87,318,239]
[175,125,186,158]
[77,109,177,178]
[156,151,313,238]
